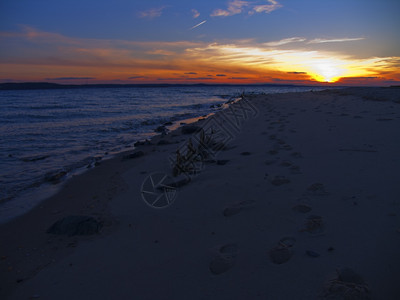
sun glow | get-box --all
[309,61,346,82]
[188,45,363,83]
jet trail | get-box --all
[190,20,207,30]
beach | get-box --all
[1,87,400,299]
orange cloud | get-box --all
[252,0,282,14]
[0,27,399,85]
[192,9,200,18]
[211,0,249,17]
[211,0,282,17]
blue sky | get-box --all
[1,0,399,85]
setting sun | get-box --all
[309,61,346,82]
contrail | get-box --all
[190,20,207,30]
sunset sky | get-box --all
[1,0,399,85]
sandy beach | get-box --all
[1,87,400,299]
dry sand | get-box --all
[1,87,400,299]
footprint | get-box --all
[269,237,296,264]
[300,215,325,234]
[290,165,302,174]
[279,236,296,247]
[220,244,238,254]
[292,204,312,213]
[279,160,292,167]
[209,244,238,275]
[291,152,302,158]
[268,149,279,155]
[277,139,286,145]
[322,268,371,299]
[265,159,277,166]
[270,175,291,186]
[282,144,293,151]
[223,199,255,217]
[305,183,328,196]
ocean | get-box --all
[0,85,326,222]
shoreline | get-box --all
[1,87,400,299]
[0,89,240,224]
[0,112,209,225]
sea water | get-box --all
[0,85,325,222]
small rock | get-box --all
[240,151,251,156]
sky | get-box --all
[0,0,399,86]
